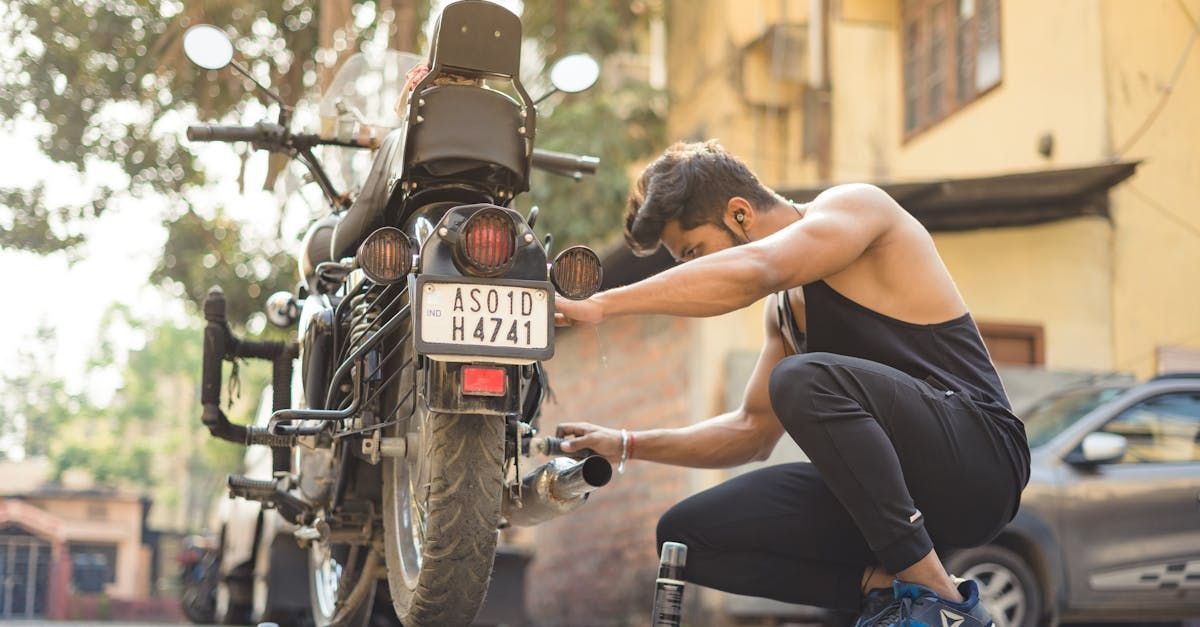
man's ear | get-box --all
[724,197,755,233]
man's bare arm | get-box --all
[578,184,896,321]
[557,296,789,468]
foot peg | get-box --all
[227,474,313,525]
[245,426,295,447]
[227,474,277,500]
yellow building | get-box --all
[664,0,1200,379]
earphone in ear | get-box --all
[735,212,745,224]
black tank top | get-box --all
[783,280,1015,414]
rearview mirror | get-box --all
[183,25,234,71]
[1067,432,1127,465]
[549,54,600,94]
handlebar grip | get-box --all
[539,436,597,459]
[532,148,600,176]
[187,124,264,143]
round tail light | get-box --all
[550,246,603,300]
[357,227,413,284]
[457,208,517,277]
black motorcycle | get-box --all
[184,2,613,625]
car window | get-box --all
[1024,386,1127,448]
[1099,392,1200,464]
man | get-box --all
[554,140,1030,626]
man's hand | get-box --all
[555,422,622,463]
[554,296,604,327]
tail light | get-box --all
[550,246,603,300]
[358,227,413,284]
[456,207,517,277]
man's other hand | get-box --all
[555,296,604,327]
[555,422,622,463]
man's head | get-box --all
[624,140,784,262]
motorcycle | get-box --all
[178,534,219,624]
[183,2,612,625]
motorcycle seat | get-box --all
[404,84,528,184]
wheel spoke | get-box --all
[993,587,1024,613]
[988,568,1014,595]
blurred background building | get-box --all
[528,0,1200,624]
[0,459,180,621]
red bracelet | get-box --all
[627,430,636,460]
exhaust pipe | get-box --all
[502,456,613,526]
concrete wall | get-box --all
[1101,0,1200,377]
[528,315,698,625]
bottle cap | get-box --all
[659,542,687,568]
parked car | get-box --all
[944,373,1200,627]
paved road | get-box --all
[0,623,217,626]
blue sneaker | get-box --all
[853,587,896,627]
[858,578,993,627]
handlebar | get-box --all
[532,148,599,178]
[186,123,374,150]
[186,122,286,144]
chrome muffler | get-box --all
[502,455,613,526]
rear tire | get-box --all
[946,544,1043,627]
[382,409,505,626]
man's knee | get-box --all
[768,352,843,419]
[656,500,693,550]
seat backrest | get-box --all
[405,84,528,184]
[429,0,522,78]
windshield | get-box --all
[1024,386,1128,447]
[317,50,425,194]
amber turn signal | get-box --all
[357,227,413,284]
[550,245,603,300]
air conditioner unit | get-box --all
[739,23,808,108]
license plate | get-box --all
[417,281,551,352]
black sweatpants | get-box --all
[656,352,1029,612]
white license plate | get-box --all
[418,282,551,350]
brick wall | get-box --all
[526,314,695,626]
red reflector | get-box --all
[462,366,506,396]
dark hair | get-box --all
[624,140,778,256]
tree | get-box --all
[0,0,421,322]
[519,0,667,249]
[0,310,264,530]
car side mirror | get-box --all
[1066,432,1127,465]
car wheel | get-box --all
[946,545,1044,627]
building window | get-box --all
[978,322,1043,366]
[69,543,118,594]
[902,0,1002,135]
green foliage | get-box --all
[0,0,381,319]
[519,0,666,248]
[0,184,113,256]
[0,311,266,529]
[529,81,666,248]
[151,209,297,324]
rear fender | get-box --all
[422,359,521,416]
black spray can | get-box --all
[651,542,687,627]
